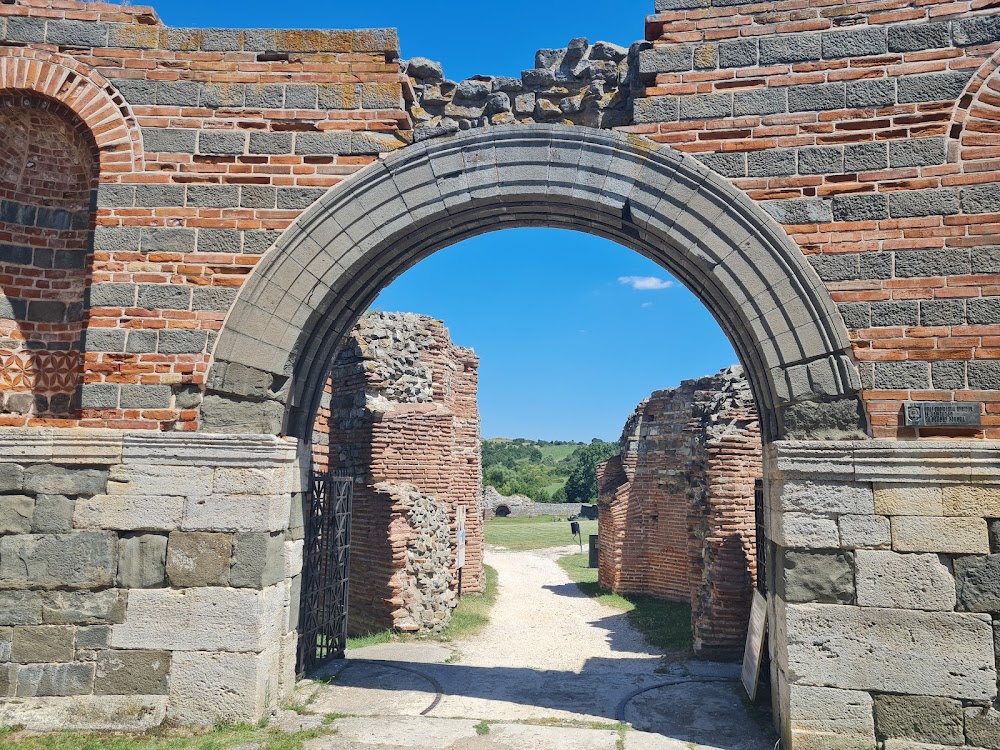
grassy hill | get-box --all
[481,437,617,504]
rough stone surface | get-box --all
[954,554,1000,612]
[855,551,956,610]
[11,625,74,663]
[0,532,116,589]
[873,694,964,744]
[166,532,232,587]
[964,706,1000,750]
[231,532,285,589]
[168,648,278,725]
[780,551,855,604]
[116,534,168,588]
[95,650,170,695]
[783,683,876,750]
[73,495,185,531]
[892,517,989,554]
[0,495,34,533]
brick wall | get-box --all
[315,312,483,634]
[598,367,762,655]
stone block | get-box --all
[968,298,1000,325]
[15,663,95,697]
[23,465,108,496]
[895,248,971,278]
[991,520,1000,553]
[213,467,292,495]
[875,484,944,516]
[873,694,964,744]
[875,361,929,389]
[0,592,42,626]
[231,532,285,589]
[890,138,945,168]
[0,464,24,492]
[107,464,213,497]
[779,550,855,604]
[182,494,291,533]
[141,128,198,154]
[822,27,886,59]
[932,361,966,390]
[0,532,117,589]
[892,517,989,554]
[117,534,168,588]
[40,590,126,625]
[733,89,786,116]
[889,22,949,52]
[788,83,845,112]
[897,72,972,103]
[920,299,965,326]
[832,192,888,222]
[168,646,278,725]
[74,494,184,531]
[782,682,875,750]
[772,513,840,549]
[11,625,74,663]
[762,34,821,64]
[844,142,888,172]
[839,515,890,549]
[95,649,170,695]
[964,706,1000,750]
[719,38,757,67]
[953,14,1000,46]
[0,495,34,533]
[31,494,74,533]
[955,554,1000,613]
[872,300,919,327]
[779,601,996,699]
[776,480,875,514]
[846,78,896,108]
[942,485,1000,517]
[111,585,285,652]
[166,531,232,587]
[0,694,167,731]
[198,131,245,155]
[888,188,960,218]
[855,551,956,610]
[75,626,111,650]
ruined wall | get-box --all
[481,486,585,520]
[316,312,482,634]
[598,367,762,655]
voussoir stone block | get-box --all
[95,649,170,695]
[779,601,996,700]
[73,495,184,531]
[874,484,943,516]
[891,516,989,554]
[0,532,116,589]
[873,694,964,745]
[855,550,955,611]
[166,531,232,587]
[111,585,285,652]
[782,683,875,750]
[955,554,1000,613]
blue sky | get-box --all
[147,1,739,441]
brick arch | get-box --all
[0,47,144,173]
[945,46,1000,165]
[207,125,866,443]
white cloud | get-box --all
[618,275,674,291]
[641,302,653,309]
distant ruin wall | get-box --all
[314,312,483,635]
[598,367,762,656]
[482,486,586,520]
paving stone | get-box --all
[166,531,233,587]
[873,694,964,744]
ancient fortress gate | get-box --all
[2,0,1000,746]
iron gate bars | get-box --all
[296,469,353,675]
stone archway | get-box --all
[205,124,866,443]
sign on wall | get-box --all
[741,590,768,702]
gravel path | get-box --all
[453,546,661,672]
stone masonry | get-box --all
[598,367,762,657]
[315,312,483,635]
[2,0,1000,746]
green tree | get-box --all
[563,439,618,504]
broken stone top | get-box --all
[403,37,641,141]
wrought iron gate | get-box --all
[296,469,353,675]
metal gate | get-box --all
[296,469,353,675]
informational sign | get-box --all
[456,505,466,570]
[903,401,981,428]
[741,590,768,702]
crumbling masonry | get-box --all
[598,367,762,658]
[315,313,483,635]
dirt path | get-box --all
[299,546,778,750]
[454,546,661,671]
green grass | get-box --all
[557,553,693,656]
[0,724,327,750]
[441,564,498,641]
[346,629,395,650]
[484,516,598,552]
[536,444,581,462]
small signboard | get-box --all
[903,402,981,428]
[456,505,466,571]
[741,589,768,702]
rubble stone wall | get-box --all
[315,312,483,635]
[598,367,762,656]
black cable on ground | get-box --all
[341,659,445,716]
